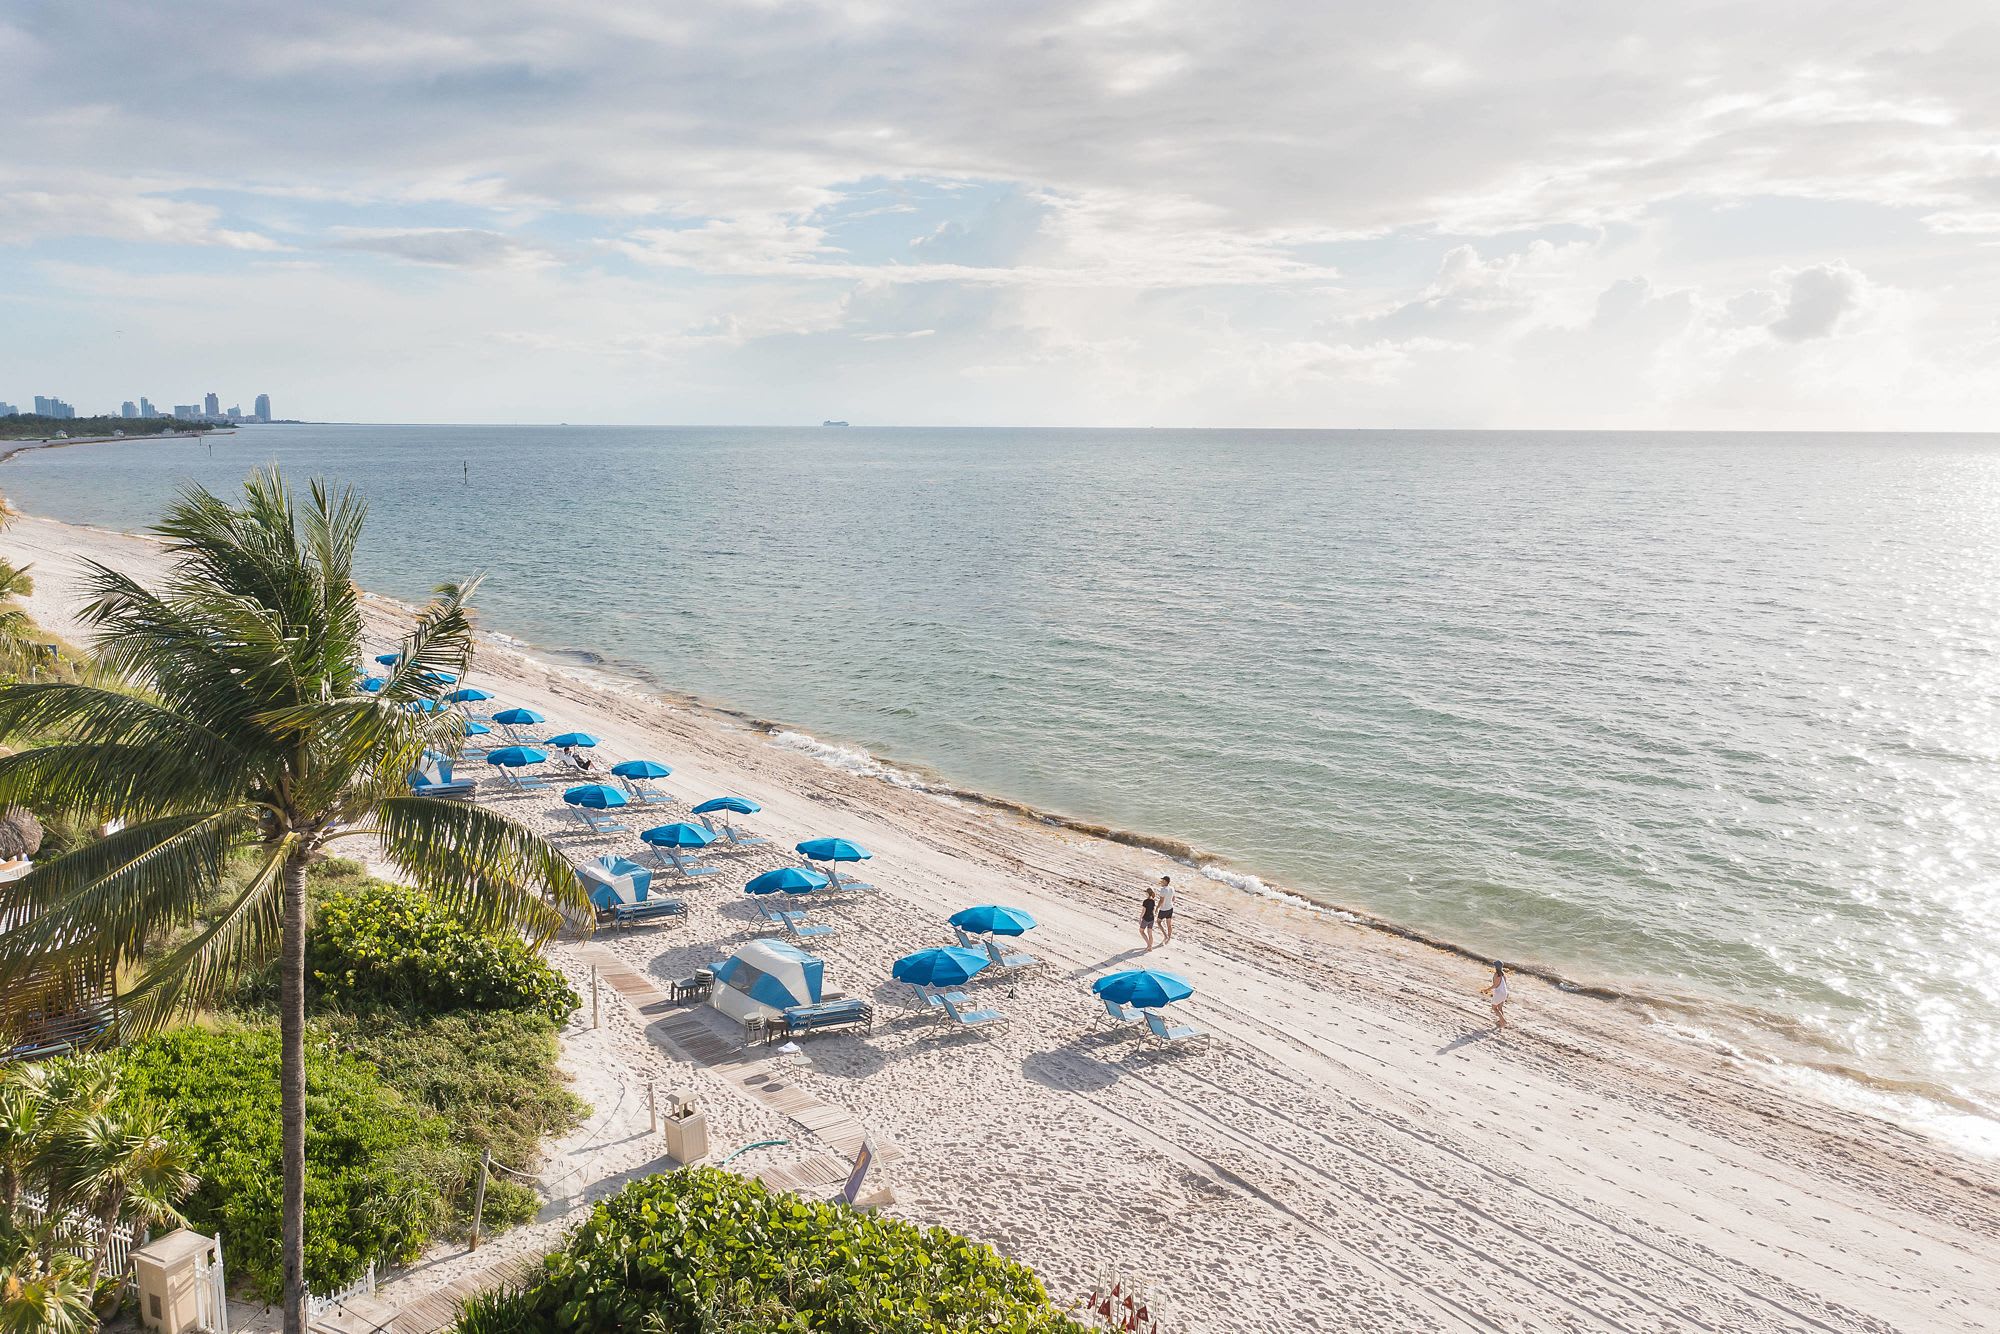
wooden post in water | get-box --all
[469,1148,491,1251]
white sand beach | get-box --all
[2,510,1995,1334]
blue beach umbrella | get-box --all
[464,721,492,736]
[1091,969,1194,1010]
[640,822,717,850]
[949,904,1038,937]
[485,745,548,768]
[745,867,830,897]
[611,759,671,780]
[547,731,601,749]
[563,784,630,810]
[446,687,494,703]
[374,653,402,666]
[892,947,990,989]
[359,676,386,693]
[419,670,458,685]
[491,707,546,726]
[693,796,761,817]
[796,837,871,864]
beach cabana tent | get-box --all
[711,939,824,1023]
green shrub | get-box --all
[310,879,579,1022]
[115,1025,457,1298]
[453,1169,1091,1334]
[318,1008,586,1231]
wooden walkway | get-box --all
[392,1255,541,1334]
[578,947,899,1186]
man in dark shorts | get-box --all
[1156,874,1176,945]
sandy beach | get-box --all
[2,508,1994,1334]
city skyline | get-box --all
[0,388,272,422]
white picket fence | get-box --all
[17,1188,229,1332]
[305,1259,377,1320]
[16,1186,143,1282]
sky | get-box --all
[3,0,1998,429]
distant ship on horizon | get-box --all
[823,419,850,427]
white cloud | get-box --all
[4,1,2000,427]
[1768,262,1866,342]
[0,189,281,250]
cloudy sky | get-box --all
[4,0,1998,428]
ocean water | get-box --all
[6,425,1999,1143]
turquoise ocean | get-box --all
[6,425,1997,1147]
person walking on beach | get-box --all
[1140,885,1158,951]
[1480,961,1510,1031]
[1155,874,1177,945]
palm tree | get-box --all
[0,561,36,668]
[0,469,583,1334]
[55,1104,196,1292]
[0,1241,94,1334]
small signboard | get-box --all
[840,1139,875,1205]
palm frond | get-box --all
[0,681,247,769]
[115,837,294,1038]
[369,796,590,938]
[0,810,253,1014]
[0,743,258,823]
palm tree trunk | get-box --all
[86,1187,123,1294]
[279,852,309,1334]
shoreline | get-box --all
[5,490,1997,1146]
[2,504,1998,1326]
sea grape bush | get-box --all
[115,1026,451,1297]
[453,1169,1092,1333]
[311,879,580,1022]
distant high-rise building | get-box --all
[0,402,16,417]
[139,397,157,417]
[174,405,199,420]
[33,396,75,419]
[121,401,138,418]
[227,406,241,420]
[203,392,219,417]
[254,393,271,422]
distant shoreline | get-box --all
[0,428,232,465]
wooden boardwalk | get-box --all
[578,946,899,1184]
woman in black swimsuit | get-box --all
[1140,886,1158,951]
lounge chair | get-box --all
[621,778,674,805]
[651,847,721,879]
[1144,1010,1204,1044]
[938,995,1005,1031]
[609,897,686,930]
[569,807,630,837]
[712,822,771,849]
[781,998,874,1037]
[830,871,876,893]
[407,759,477,800]
[951,925,979,950]
[1099,997,1141,1024]
[759,905,807,928]
[494,766,550,793]
[920,987,973,1017]
[983,939,1039,971]
[779,915,833,940]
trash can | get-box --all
[663,1090,708,1164]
